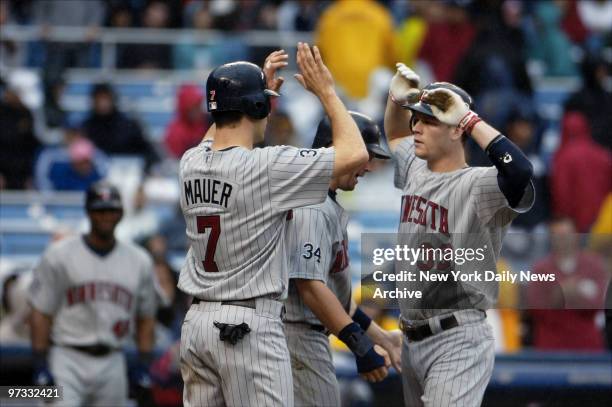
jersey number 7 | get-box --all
[197,215,220,272]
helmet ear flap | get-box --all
[242,95,270,120]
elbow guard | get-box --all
[485,135,533,208]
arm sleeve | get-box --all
[485,135,534,208]
[29,254,64,315]
[136,254,158,318]
[267,146,335,211]
[393,137,416,189]
[289,208,334,284]
[473,166,535,226]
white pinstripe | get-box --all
[392,137,533,405]
[284,323,340,407]
[178,141,334,406]
[180,301,293,407]
[284,197,351,324]
[283,196,350,406]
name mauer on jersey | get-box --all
[400,194,449,235]
[183,177,237,209]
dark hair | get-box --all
[212,111,246,128]
[90,83,115,99]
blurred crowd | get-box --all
[1,2,611,397]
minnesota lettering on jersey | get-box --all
[184,177,234,208]
[400,194,449,235]
[66,281,133,311]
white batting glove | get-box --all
[421,88,480,131]
[389,63,420,105]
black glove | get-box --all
[32,351,55,386]
[214,321,251,345]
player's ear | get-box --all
[449,125,463,142]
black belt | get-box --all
[285,321,327,333]
[192,298,285,318]
[400,315,459,342]
[310,324,326,333]
[67,344,115,357]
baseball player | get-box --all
[383,64,535,406]
[284,111,404,406]
[29,181,158,406]
[178,44,369,407]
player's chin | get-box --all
[339,182,356,192]
[414,144,427,159]
[95,223,119,237]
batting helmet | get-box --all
[312,111,391,159]
[404,82,473,117]
[85,182,123,211]
[206,62,279,120]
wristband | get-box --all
[352,307,372,331]
[355,346,386,373]
[458,110,481,134]
[338,322,374,357]
[389,90,404,106]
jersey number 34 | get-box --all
[197,215,221,272]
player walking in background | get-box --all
[383,64,535,406]
[29,182,158,406]
[284,111,403,406]
[178,44,369,407]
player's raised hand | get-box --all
[263,49,289,93]
[294,42,335,97]
[421,88,472,126]
[389,62,420,105]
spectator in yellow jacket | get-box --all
[315,0,398,99]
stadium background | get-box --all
[0,0,611,406]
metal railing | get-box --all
[1,24,313,74]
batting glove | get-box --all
[389,63,421,106]
[421,88,481,133]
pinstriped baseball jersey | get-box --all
[29,235,157,347]
[393,137,534,320]
[177,143,335,301]
[284,195,351,325]
[201,138,212,151]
